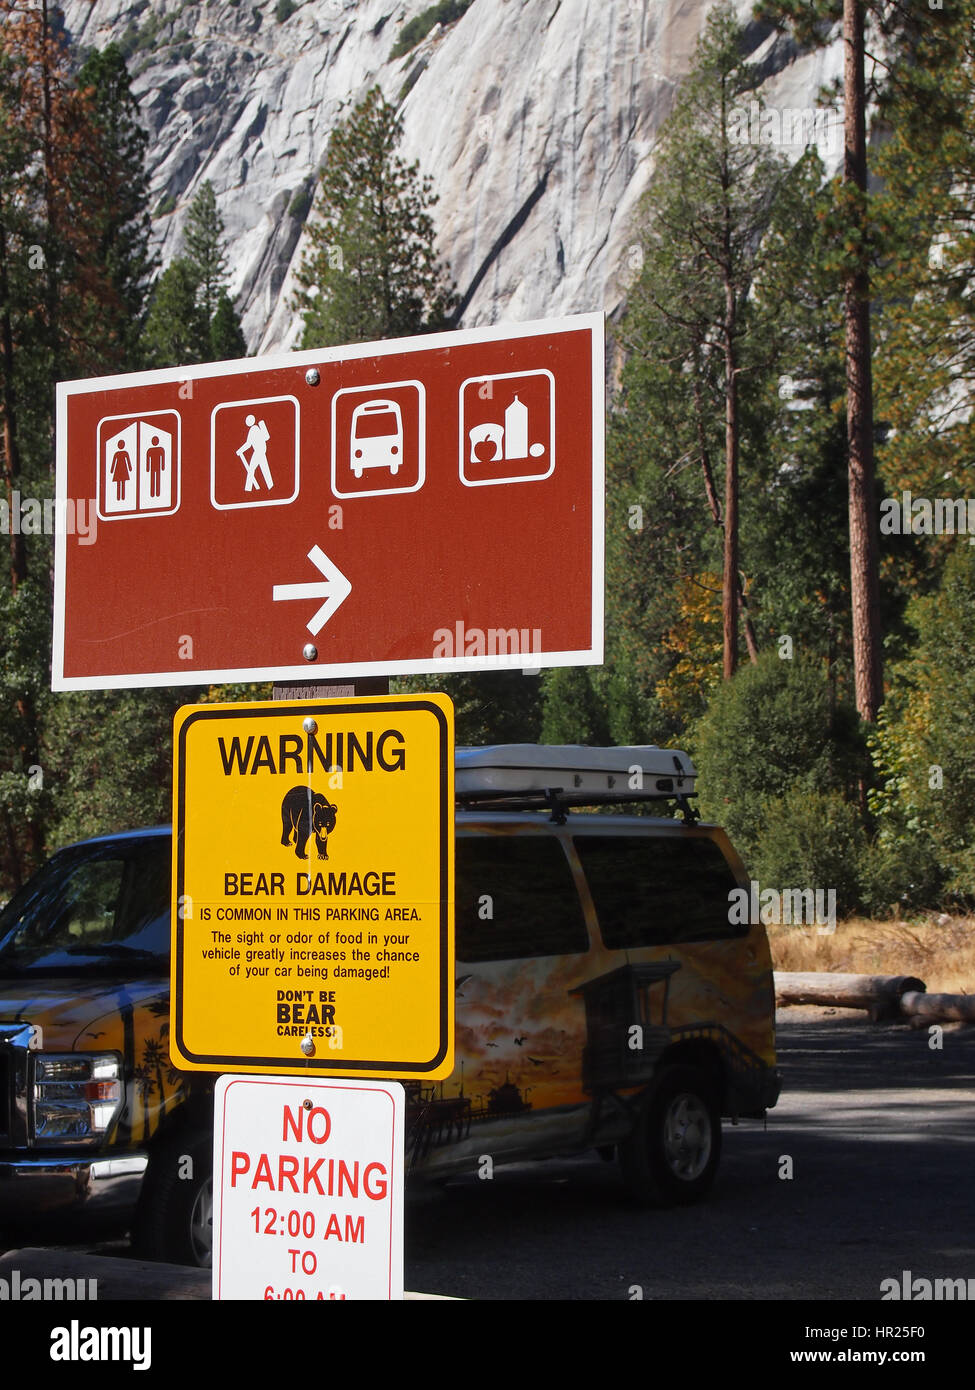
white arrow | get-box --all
[272,546,352,636]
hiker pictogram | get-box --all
[210,395,300,510]
[237,414,273,492]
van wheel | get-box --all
[133,1129,213,1268]
[620,1065,721,1207]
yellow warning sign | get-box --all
[171,694,454,1078]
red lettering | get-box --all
[230,1152,250,1187]
[337,1159,358,1197]
[303,1156,326,1195]
[363,1161,388,1201]
[282,1105,302,1142]
[253,1153,274,1190]
[278,1154,300,1192]
[307,1107,330,1144]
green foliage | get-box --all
[539,669,611,746]
[750,788,867,917]
[605,2,819,733]
[873,1,975,513]
[867,543,975,902]
[858,830,945,919]
[209,289,247,361]
[0,582,53,887]
[141,182,247,367]
[287,186,312,221]
[691,651,866,863]
[182,180,227,323]
[43,688,201,850]
[392,673,542,747]
[294,86,455,348]
[117,10,165,60]
[76,43,156,369]
[390,0,472,60]
[141,257,211,368]
[0,19,159,890]
[274,0,297,21]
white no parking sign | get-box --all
[212,1075,404,1300]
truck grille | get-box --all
[0,1024,41,1148]
[0,1049,9,1144]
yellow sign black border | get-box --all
[172,697,453,1076]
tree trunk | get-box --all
[899,992,975,1025]
[0,221,27,591]
[694,359,756,664]
[844,0,883,721]
[775,971,925,1020]
[722,279,739,680]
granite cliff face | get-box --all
[59,0,843,353]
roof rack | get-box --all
[454,745,700,825]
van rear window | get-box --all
[574,835,744,947]
[456,835,588,961]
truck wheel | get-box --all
[133,1129,213,1268]
[619,1065,721,1207]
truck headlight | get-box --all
[31,1054,124,1144]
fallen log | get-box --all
[899,991,975,1024]
[774,971,926,1021]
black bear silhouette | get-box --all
[280,786,338,861]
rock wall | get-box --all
[59,0,843,353]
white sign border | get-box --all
[212,1073,405,1302]
[53,312,605,691]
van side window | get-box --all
[456,836,589,961]
[574,835,744,947]
[0,839,171,972]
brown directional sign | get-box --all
[54,314,604,690]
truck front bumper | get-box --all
[0,1153,148,1227]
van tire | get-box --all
[619,1065,721,1207]
[132,1129,213,1268]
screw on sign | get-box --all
[212,1075,404,1300]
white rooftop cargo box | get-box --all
[455,744,696,805]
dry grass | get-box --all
[766,914,975,996]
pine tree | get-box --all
[183,180,227,326]
[742,150,854,686]
[872,1,975,510]
[294,86,455,347]
[75,42,155,370]
[141,183,246,367]
[617,3,789,685]
[755,0,940,721]
[141,257,210,368]
[209,289,247,361]
[0,4,153,890]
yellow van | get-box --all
[0,744,778,1264]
